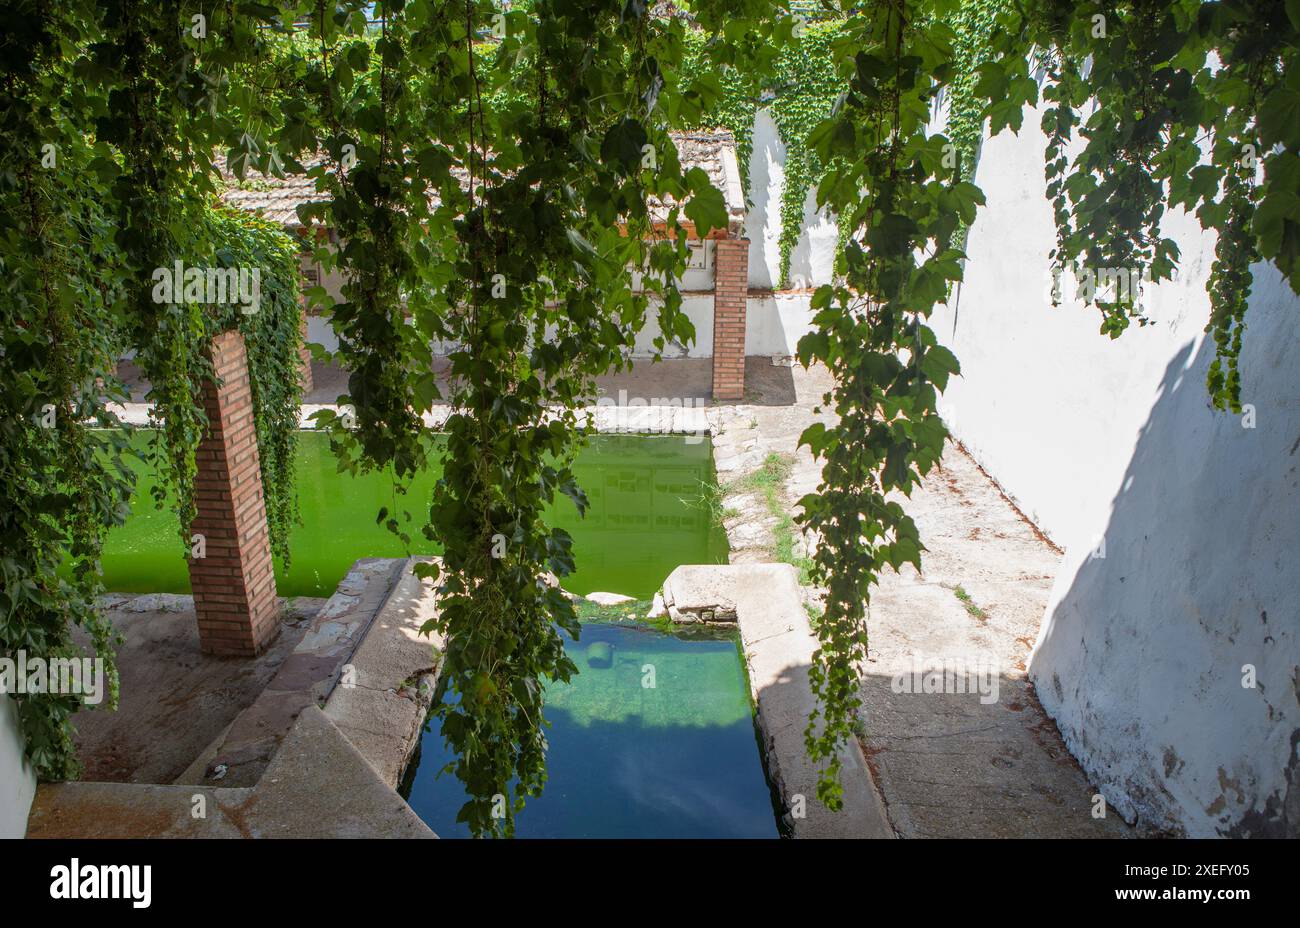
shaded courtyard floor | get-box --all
[709,363,1133,838]
[70,595,326,785]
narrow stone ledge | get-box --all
[183,557,407,788]
[113,401,717,438]
[324,557,444,789]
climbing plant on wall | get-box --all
[0,0,133,778]
[1016,0,1300,411]
[681,28,762,188]
[682,13,850,288]
[768,20,849,288]
[202,207,305,565]
[0,0,305,779]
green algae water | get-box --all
[98,432,728,600]
[402,621,780,838]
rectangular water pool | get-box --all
[98,432,728,600]
[401,620,780,838]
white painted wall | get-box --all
[305,242,746,361]
[1,695,34,837]
[745,108,838,291]
[311,293,793,361]
[931,91,1300,837]
[631,294,716,358]
[628,291,814,359]
[746,291,815,357]
[746,109,784,290]
[305,314,340,355]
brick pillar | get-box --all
[189,330,280,657]
[298,304,313,395]
[712,237,750,400]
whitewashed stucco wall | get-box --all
[930,94,1300,836]
[746,108,839,291]
[1,695,34,837]
[631,292,814,359]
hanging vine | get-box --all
[0,0,132,779]
[4,0,1297,832]
[791,0,1036,807]
[262,0,740,835]
[682,13,850,287]
[1,0,304,778]
[1018,0,1300,410]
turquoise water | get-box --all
[99,432,728,599]
[402,621,780,838]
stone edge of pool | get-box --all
[106,402,717,437]
[28,557,894,838]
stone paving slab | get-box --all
[28,707,434,839]
[184,557,407,787]
[239,706,434,838]
[68,597,324,785]
[32,561,438,838]
[27,782,253,838]
[858,447,1132,838]
[112,400,714,436]
[324,558,443,788]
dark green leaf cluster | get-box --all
[0,0,304,777]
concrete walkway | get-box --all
[861,447,1130,837]
[707,363,1130,838]
[710,361,836,564]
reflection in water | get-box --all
[402,622,779,838]
[97,433,728,599]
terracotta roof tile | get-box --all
[220,130,744,233]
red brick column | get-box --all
[712,237,750,400]
[189,330,280,657]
